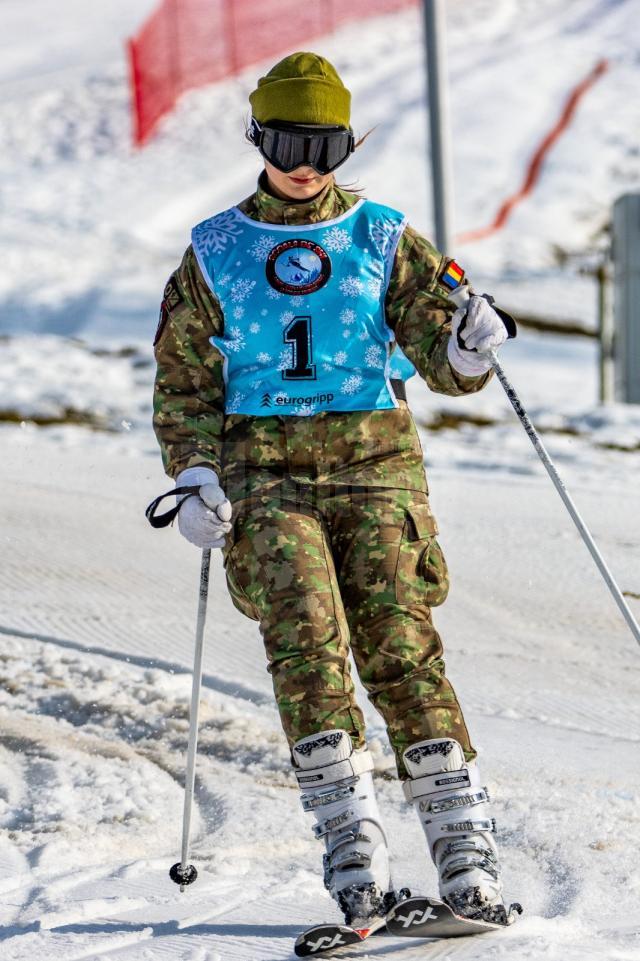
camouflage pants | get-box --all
[224,483,475,777]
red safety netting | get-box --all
[128,0,417,145]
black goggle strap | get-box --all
[249,116,263,146]
[145,484,200,528]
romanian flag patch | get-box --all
[441,260,464,290]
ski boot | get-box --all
[293,729,397,928]
[403,737,510,924]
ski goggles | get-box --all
[249,118,355,175]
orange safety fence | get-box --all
[457,59,609,244]
[128,0,417,145]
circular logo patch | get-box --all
[266,239,331,295]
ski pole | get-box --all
[449,284,640,648]
[169,547,211,891]
[487,349,640,649]
[145,489,216,890]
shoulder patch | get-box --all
[154,277,181,346]
[439,259,465,292]
[153,303,169,346]
[162,276,181,310]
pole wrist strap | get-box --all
[145,485,201,528]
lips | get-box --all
[290,176,315,185]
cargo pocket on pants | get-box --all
[395,501,450,608]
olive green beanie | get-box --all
[249,52,351,128]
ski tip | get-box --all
[386,894,522,937]
[294,924,364,957]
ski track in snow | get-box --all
[1,440,639,959]
[1,1,639,958]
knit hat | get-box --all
[249,52,351,128]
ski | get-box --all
[295,894,522,955]
[385,894,522,939]
[294,914,387,957]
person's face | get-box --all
[264,160,333,201]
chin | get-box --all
[291,182,321,197]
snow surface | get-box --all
[1,1,639,959]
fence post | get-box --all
[612,194,640,403]
[597,260,614,403]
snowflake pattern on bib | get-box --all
[367,276,383,298]
[322,225,352,253]
[365,344,385,369]
[293,403,316,417]
[227,389,245,413]
[249,234,276,262]
[339,276,364,297]
[277,348,292,371]
[192,198,409,416]
[230,279,256,303]
[369,216,397,258]
[193,210,244,255]
[226,326,246,353]
[341,374,364,395]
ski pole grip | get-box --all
[451,286,517,352]
[145,485,201,528]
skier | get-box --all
[153,52,515,930]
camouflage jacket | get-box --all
[153,176,491,498]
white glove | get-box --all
[175,466,232,550]
[448,294,508,377]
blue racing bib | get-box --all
[191,198,413,416]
